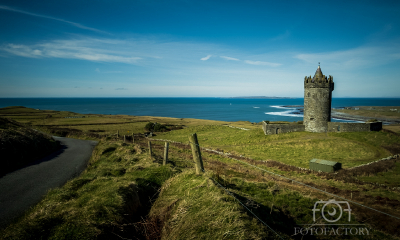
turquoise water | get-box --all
[0,98,399,123]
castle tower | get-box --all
[304,64,334,132]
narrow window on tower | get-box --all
[310,118,314,121]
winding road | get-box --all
[0,136,98,228]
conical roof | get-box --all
[312,65,323,82]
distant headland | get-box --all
[221,96,296,99]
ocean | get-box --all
[0,98,399,123]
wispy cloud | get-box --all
[244,60,281,67]
[200,55,212,61]
[115,88,128,90]
[295,44,400,69]
[0,5,109,34]
[2,44,43,58]
[2,40,141,64]
[220,56,239,61]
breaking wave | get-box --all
[265,105,303,118]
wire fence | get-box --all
[186,140,285,239]
[141,137,400,238]
[194,140,400,221]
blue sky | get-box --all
[0,0,399,98]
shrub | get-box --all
[145,122,168,132]
[145,122,155,131]
[154,123,167,132]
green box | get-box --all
[309,159,342,172]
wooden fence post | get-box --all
[189,133,204,174]
[148,141,152,158]
[163,142,169,165]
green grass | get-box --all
[0,140,177,239]
[154,125,398,168]
[2,106,400,239]
[0,117,60,177]
[357,162,400,187]
[150,169,394,239]
[59,121,150,136]
[335,106,400,119]
[150,171,278,239]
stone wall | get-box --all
[327,122,382,133]
[262,121,305,135]
[262,121,382,135]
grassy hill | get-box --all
[0,116,59,177]
[1,106,400,239]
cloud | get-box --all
[244,60,281,67]
[220,56,239,61]
[115,88,128,90]
[200,55,212,61]
[1,44,43,58]
[2,40,141,64]
[0,5,109,34]
[294,44,400,69]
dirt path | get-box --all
[0,137,98,228]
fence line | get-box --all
[152,138,400,222]
[150,138,271,229]
[226,155,400,221]
[186,138,284,239]
[209,172,284,239]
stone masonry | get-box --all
[303,65,334,133]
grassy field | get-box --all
[384,124,400,134]
[1,106,400,239]
[334,106,400,120]
[153,125,399,168]
[2,135,396,239]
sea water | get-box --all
[0,98,399,123]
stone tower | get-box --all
[304,65,334,132]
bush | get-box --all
[264,120,270,124]
[144,122,168,132]
[144,122,154,131]
[154,123,167,132]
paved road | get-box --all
[0,136,98,228]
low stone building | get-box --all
[262,122,305,135]
[262,64,382,135]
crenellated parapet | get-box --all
[304,74,334,89]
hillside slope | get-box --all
[0,117,59,177]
